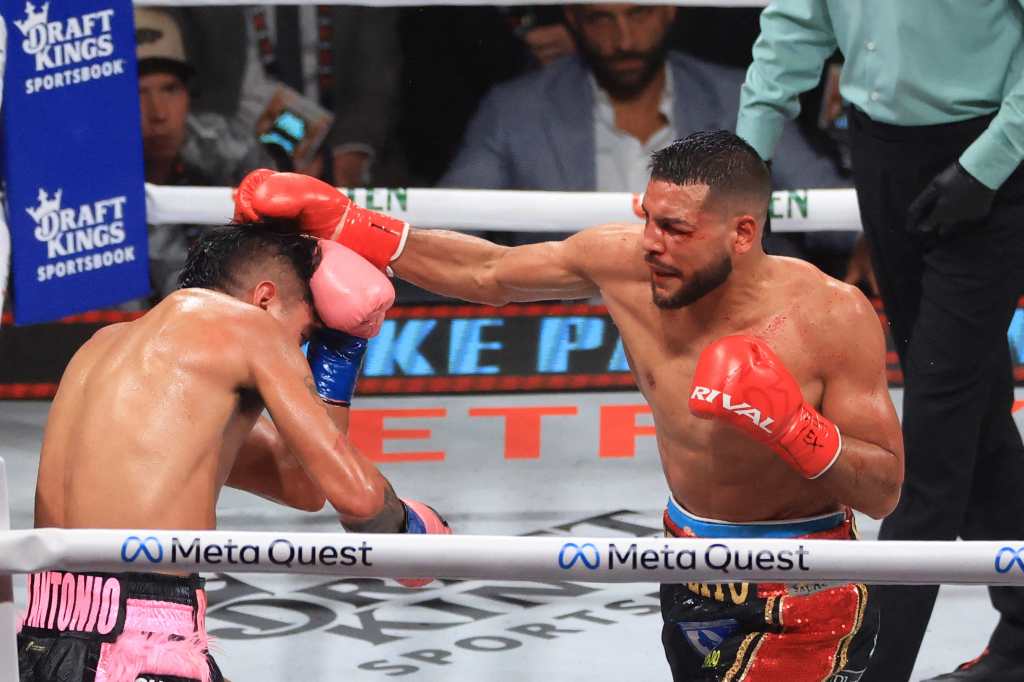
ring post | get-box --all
[0,458,18,682]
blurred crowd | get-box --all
[136,3,865,305]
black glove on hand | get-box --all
[906,162,996,240]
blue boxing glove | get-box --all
[307,328,368,406]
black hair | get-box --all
[649,130,771,209]
[178,220,320,303]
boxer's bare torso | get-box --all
[396,221,901,523]
[581,225,881,520]
[35,288,321,532]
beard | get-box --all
[573,32,670,100]
[651,254,733,309]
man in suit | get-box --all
[440,4,843,198]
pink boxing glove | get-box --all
[398,499,452,588]
[311,240,395,339]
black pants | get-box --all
[850,109,1024,682]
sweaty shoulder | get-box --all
[776,257,880,355]
[164,289,290,371]
[564,223,646,282]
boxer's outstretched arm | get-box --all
[815,287,904,519]
[392,227,602,305]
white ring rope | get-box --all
[1,528,1023,585]
[147,185,862,233]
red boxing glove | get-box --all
[398,499,452,588]
[688,335,842,479]
[233,170,409,272]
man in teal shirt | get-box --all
[738,2,1024,680]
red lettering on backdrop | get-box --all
[599,404,655,458]
[468,406,579,459]
[349,409,447,462]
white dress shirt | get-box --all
[593,66,677,192]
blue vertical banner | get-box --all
[3,0,148,324]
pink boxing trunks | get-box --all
[17,571,222,682]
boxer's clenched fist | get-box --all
[689,335,842,479]
[234,170,409,272]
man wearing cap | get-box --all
[135,8,277,300]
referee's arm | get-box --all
[736,0,837,162]
[959,0,1024,191]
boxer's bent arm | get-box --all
[227,416,327,512]
[392,227,599,305]
[247,322,404,530]
[816,288,904,519]
[325,403,351,434]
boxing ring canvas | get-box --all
[0,390,1005,680]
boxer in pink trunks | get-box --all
[18,222,449,681]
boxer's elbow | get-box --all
[865,471,903,520]
[330,480,387,522]
[331,477,405,532]
[863,492,900,520]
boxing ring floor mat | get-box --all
[0,390,1009,681]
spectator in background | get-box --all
[439,3,847,246]
[136,8,277,300]
[177,6,402,186]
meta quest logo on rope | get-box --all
[120,535,376,570]
[556,541,812,574]
[5,0,149,324]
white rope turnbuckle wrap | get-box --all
[1,528,1024,585]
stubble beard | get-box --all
[651,255,733,309]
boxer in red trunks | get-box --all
[233,129,904,680]
[18,222,449,682]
